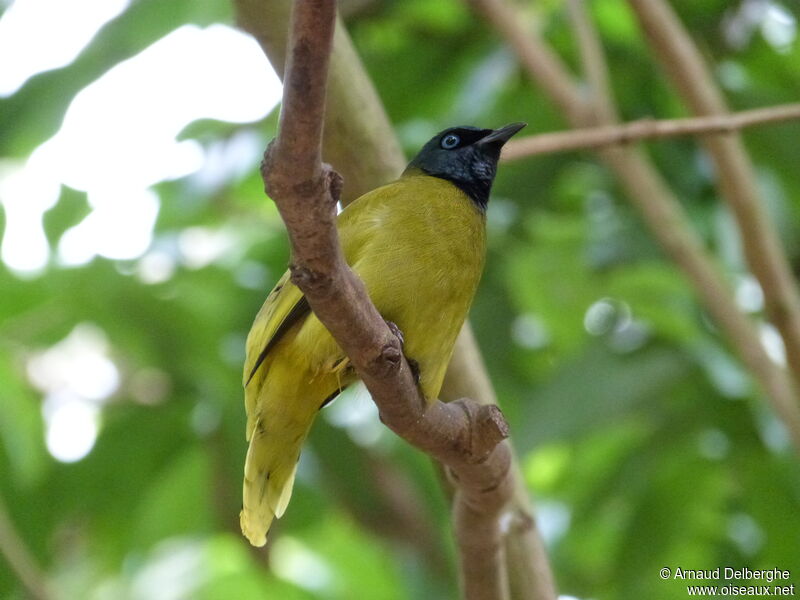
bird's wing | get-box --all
[243,271,309,388]
[242,181,401,411]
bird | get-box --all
[240,122,526,546]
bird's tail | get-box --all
[240,411,313,547]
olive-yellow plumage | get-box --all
[240,124,524,546]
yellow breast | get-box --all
[294,173,487,400]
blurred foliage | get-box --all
[1,1,800,599]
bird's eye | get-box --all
[440,134,460,149]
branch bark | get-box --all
[259,2,514,598]
[502,103,800,160]
[442,326,557,600]
[235,0,402,203]
[566,0,616,123]
[627,0,800,397]
[466,0,800,450]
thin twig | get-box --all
[503,103,800,160]
[466,0,589,126]
[0,493,53,600]
[570,0,800,435]
[261,2,513,598]
[467,0,800,450]
[566,0,617,123]
[627,0,800,397]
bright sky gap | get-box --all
[0,0,282,462]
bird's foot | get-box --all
[407,357,421,384]
[384,320,420,384]
[385,320,405,348]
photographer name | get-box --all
[674,568,791,583]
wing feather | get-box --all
[243,271,310,383]
[242,181,404,429]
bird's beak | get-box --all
[479,122,527,147]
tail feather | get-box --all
[240,415,308,547]
[241,347,347,546]
[271,464,297,518]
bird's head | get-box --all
[404,122,526,211]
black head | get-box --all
[404,123,526,211]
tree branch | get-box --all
[466,0,800,450]
[503,103,800,160]
[627,0,800,397]
[260,2,513,598]
[442,326,557,600]
[235,0,402,203]
[465,0,590,126]
[566,0,617,123]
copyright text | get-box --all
[659,567,795,597]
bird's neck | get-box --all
[402,167,491,212]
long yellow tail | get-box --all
[240,410,314,547]
[241,315,349,546]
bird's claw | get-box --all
[385,320,405,348]
[384,321,420,384]
[407,358,421,384]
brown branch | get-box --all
[467,0,800,450]
[568,0,800,438]
[465,0,590,126]
[261,2,513,598]
[0,494,53,600]
[235,0,402,204]
[442,326,557,600]
[503,103,800,160]
[627,0,800,396]
[566,0,617,123]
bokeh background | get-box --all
[1,0,799,598]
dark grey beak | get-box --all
[479,122,527,147]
